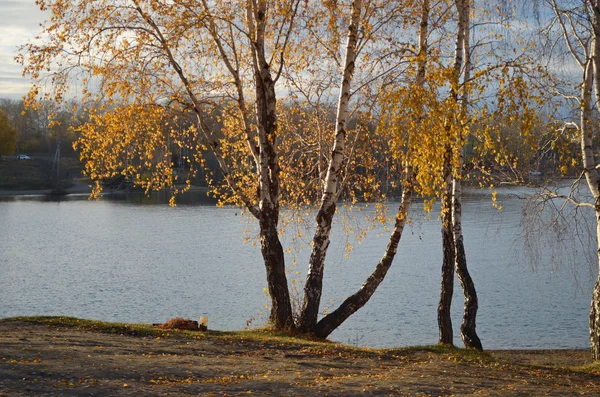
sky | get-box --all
[0,0,582,107]
[0,0,47,99]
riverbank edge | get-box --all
[2,316,598,366]
[2,316,600,396]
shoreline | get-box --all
[0,183,210,198]
[1,317,599,396]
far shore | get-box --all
[0,183,210,198]
[1,316,599,396]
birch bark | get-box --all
[438,150,455,345]
[298,0,363,332]
[584,14,600,355]
[582,55,600,359]
[592,0,600,357]
[247,0,294,329]
[452,0,482,351]
[437,0,467,346]
[549,0,600,359]
[198,0,295,329]
[314,167,414,338]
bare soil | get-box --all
[1,320,599,396]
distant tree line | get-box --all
[0,99,78,156]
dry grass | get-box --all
[1,316,599,396]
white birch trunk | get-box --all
[550,0,600,360]
[298,0,363,332]
[248,0,295,329]
[247,0,277,209]
[314,166,414,338]
[583,17,600,354]
[140,0,295,329]
[310,0,430,338]
[451,0,482,351]
[438,0,467,346]
[591,0,600,361]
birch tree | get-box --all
[310,0,431,338]
[20,0,423,337]
[532,0,600,360]
[297,0,364,332]
[20,0,302,329]
[434,0,543,351]
[433,0,482,350]
[449,0,482,351]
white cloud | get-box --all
[0,0,47,99]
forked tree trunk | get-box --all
[314,168,414,338]
[298,0,363,332]
[309,0,429,338]
[452,0,482,351]
[143,0,294,330]
[437,0,467,346]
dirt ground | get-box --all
[1,319,599,396]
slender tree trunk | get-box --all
[259,209,295,329]
[452,0,482,351]
[314,168,414,338]
[454,223,482,350]
[307,0,429,338]
[591,208,600,361]
[298,0,363,332]
[550,0,600,360]
[453,139,482,350]
[582,1,600,355]
[438,0,468,347]
[248,0,294,329]
[438,152,455,346]
[582,28,600,355]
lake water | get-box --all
[0,187,597,350]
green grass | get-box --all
[571,361,600,374]
[1,316,493,362]
[3,316,168,337]
[387,343,495,364]
[1,316,331,345]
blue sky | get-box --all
[0,0,47,99]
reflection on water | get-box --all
[0,186,597,349]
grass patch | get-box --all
[571,362,600,375]
[3,316,168,337]
[387,344,494,364]
[1,316,331,347]
[1,316,492,362]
